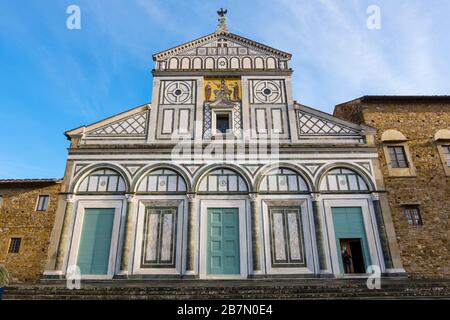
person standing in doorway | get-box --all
[342,247,353,273]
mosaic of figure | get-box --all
[204,78,241,102]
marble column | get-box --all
[186,193,197,272]
[372,192,393,269]
[311,193,327,271]
[55,194,75,271]
[120,194,136,272]
[249,193,261,272]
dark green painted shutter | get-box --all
[77,208,115,275]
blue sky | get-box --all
[0,0,449,179]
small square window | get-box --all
[8,237,21,253]
[36,195,49,211]
[403,206,422,226]
[388,146,409,168]
[443,145,450,167]
[216,113,230,133]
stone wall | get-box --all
[0,181,61,283]
[335,99,450,278]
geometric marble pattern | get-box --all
[297,111,360,135]
[251,80,284,104]
[154,33,291,71]
[141,207,177,268]
[303,164,324,176]
[203,103,242,139]
[269,207,305,267]
[123,164,145,177]
[89,112,148,136]
[74,164,89,175]
[181,164,205,176]
[355,162,372,174]
[203,104,212,139]
[159,80,195,105]
[163,81,192,104]
[232,103,243,138]
[242,164,262,176]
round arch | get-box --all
[168,57,179,70]
[381,129,407,142]
[254,163,313,193]
[315,163,376,192]
[131,163,192,193]
[70,163,131,193]
[193,164,253,193]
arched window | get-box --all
[259,168,309,192]
[320,168,369,192]
[198,169,248,192]
[137,169,186,193]
[77,169,126,193]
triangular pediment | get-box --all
[153,32,292,71]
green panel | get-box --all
[77,208,115,275]
[331,207,371,273]
[207,208,240,275]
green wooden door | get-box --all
[207,208,240,275]
[77,208,115,275]
[332,207,371,273]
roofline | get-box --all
[336,95,450,107]
[152,31,292,61]
[64,102,151,139]
[0,178,62,185]
[152,32,217,59]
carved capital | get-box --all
[65,194,75,203]
[187,193,196,202]
[248,193,258,201]
[125,194,137,203]
[311,193,320,202]
[371,192,380,201]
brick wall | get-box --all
[335,100,450,278]
[0,181,61,283]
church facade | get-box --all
[44,12,405,280]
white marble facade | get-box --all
[45,14,404,280]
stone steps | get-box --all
[4,279,450,300]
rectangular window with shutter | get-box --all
[141,207,177,268]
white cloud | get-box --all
[243,0,450,111]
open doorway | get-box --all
[339,238,366,274]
